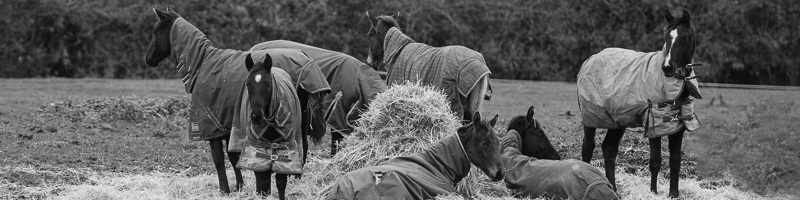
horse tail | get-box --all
[467,75,489,118]
[306,92,328,144]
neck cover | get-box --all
[169,17,212,93]
[577,48,700,132]
[325,134,471,199]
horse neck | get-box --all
[170,18,245,92]
[382,27,414,68]
[418,134,471,184]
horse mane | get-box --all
[377,15,400,29]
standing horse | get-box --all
[577,10,701,198]
[143,8,330,195]
[506,106,561,160]
[365,12,491,122]
[325,113,503,199]
[237,54,304,200]
[250,40,388,156]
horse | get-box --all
[238,54,305,200]
[577,10,701,198]
[325,112,503,199]
[144,8,330,195]
[365,12,492,122]
[506,106,561,160]
[250,40,388,156]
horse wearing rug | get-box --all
[325,113,503,200]
[250,40,388,155]
[366,13,491,121]
[577,10,701,198]
[143,8,329,197]
[502,107,618,200]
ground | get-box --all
[0,78,798,199]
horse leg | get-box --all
[581,126,597,163]
[331,131,343,156]
[254,171,272,196]
[668,129,685,198]
[209,138,231,193]
[648,137,662,194]
[602,128,625,191]
[224,138,244,191]
[276,174,289,200]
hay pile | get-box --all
[331,81,461,172]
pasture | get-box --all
[1,78,798,199]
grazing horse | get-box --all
[577,10,701,198]
[325,112,503,199]
[250,40,388,155]
[365,12,491,122]
[506,106,561,160]
[144,8,330,195]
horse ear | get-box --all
[472,112,482,124]
[365,11,374,27]
[263,54,273,70]
[153,8,168,20]
[489,114,498,128]
[245,54,255,71]
[664,9,674,22]
[392,12,400,20]
[526,106,536,123]
[682,9,691,21]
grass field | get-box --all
[1,78,798,199]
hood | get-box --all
[382,27,414,70]
[418,134,472,184]
[169,17,212,93]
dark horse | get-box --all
[578,10,700,198]
[506,106,561,160]
[325,112,503,199]
[241,54,305,200]
[144,8,328,196]
[365,12,491,122]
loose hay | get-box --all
[330,81,461,172]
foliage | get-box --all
[1,0,798,85]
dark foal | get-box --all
[144,8,243,193]
[581,10,697,198]
[506,106,561,160]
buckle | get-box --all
[271,143,285,149]
[270,155,279,160]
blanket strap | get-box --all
[662,114,694,123]
[657,98,692,109]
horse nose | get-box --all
[493,168,504,182]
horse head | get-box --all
[507,106,561,160]
[458,112,503,181]
[661,10,696,79]
[365,11,400,70]
[244,53,282,142]
[145,7,180,67]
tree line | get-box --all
[1,0,797,85]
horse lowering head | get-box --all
[661,10,695,79]
[458,112,503,181]
[507,106,561,160]
[365,11,400,70]
[145,7,180,67]
[244,53,281,142]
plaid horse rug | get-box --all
[577,48,700,137]
[501,130,618,200]
[325,135,471,199]
[251,40,387,135]
[383,27,491,119]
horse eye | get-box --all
[480,141,489,147]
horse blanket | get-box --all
[577,48,700,137]
[169,17,330,142]
[383,27,491,119]
[232,68,306,174]
[501,130,618,200]
[325,134,470,199]
[251,40,387,135]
